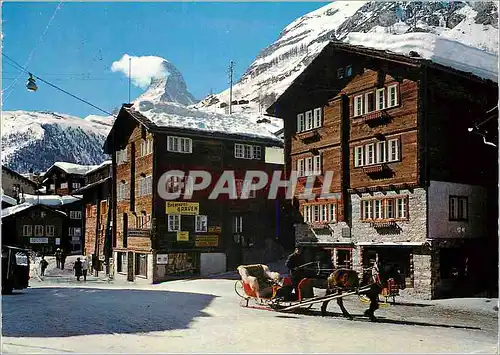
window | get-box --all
[305,110,313,130]
[49,184,55,191]
[365,92,375,113]
[45,225,55,237]
[137,214,151,228]
[70,211,82,219]
[337,68,344,79]
[117,182,129,201]
[23,225,32,237]
[365,143,375,165]
[72,182,81,189]
[376,88,386,110]
[450,196,468,221]
[135,253,148,277]
[302,203,336,223]
[305,157,313,176]
[345,65,353,77]
[140,137,153,157]
[233,215,243,233]
[234,144,261,160]
[388,84,398,108]
[167,215,181,232]
[361,197,408,221]
[195,215,208,232]
[313,108,322,128]
[297,113,305,133]
[137,175,153,196]
[34,225,44,237]
[388,139,400,162]
[235,179,256,198]
[166,175,184,194]
[167,136,192,153]
[60,182,68,189]
[117,148,128,164]
[313,155,322,175]
[376,141,386,163]
[69,227,82,237]
[354,95,363,117]
[100,200,107,215]
[354,146,364,167]
[297,159,305,177]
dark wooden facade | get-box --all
[42,164,87,195]
[104,106,284,282]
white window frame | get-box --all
[23,225,32,237]
[305,157,313,176]
[297,113,304,133]
[72,182,81,189]
[387,84,398,108]
[195,215,208,232]
[313,155,322,175]
[388,139,400,162]
[70,211,82,219]
[354,146,364,167]
[137,175,153,196]
[297,159,305,177]
[374,200,383,219]
[354,95,363,117]
[313,108,322,129]
[364,92,375,114]
[365,143,375,165]
[376,141,387,164]
[396,198,407,219]
[235,144,260,160]
[385,199,394,219]
[362,200,373,220]
[34,225,44,237]
[253,146,262,160]
[45,225,55,237]
[233,216,243,233]
[450,196,468,220]
[140,137,153,157]
[305,110,313,130]
[117,182,129,201]
[376,88,386,110]
[60,182,68,189]
[167,215,181,232]
[116,148,128,164]
[167,136,192,154]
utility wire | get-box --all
[3,0,64,100]
[2,53,116,117]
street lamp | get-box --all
[26,73,38,92]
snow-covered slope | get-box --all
[1,111,114,174]
[195,1,499,114]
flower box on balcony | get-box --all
[362,110,387,123]
[363,164,386,174]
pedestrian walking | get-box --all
[82,257,88,281]
[73,257,83,281]
[55,248,61,269]
[60,250,66,270]
[40,256,48,276]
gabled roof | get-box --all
[1,203,68,219]
[20,194,82,206]
[1,165,39,189]
[43,162,100,179]
[103,103,284,153]
[267,40,497,116]
[73,177,111,194]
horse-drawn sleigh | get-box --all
[234,262,400,321]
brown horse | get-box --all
[319,268,382,321]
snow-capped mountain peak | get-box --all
[134,59,198,106]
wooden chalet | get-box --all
[103,104,285,283]
[267,41,498,299]
[2,165,39,200]
[1,203,69,254]
[42,162,97,195]
[74,161,112,274]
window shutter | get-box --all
[313,108,322,128]
[314,155,322,175]
[297,113,304,132]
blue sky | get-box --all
[2,2,327,117]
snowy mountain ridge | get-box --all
[194,1,499,115]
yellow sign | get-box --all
[195,235,219,247]
[177,231,189,241]
[208,226,221,233]
[166,202,199,215]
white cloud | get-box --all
[111,54,169,89]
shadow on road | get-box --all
[301,309,482,330]
[2,287,217,338]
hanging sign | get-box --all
[177,231,189,241]
[156,254,169,264]
[166,202,199,215]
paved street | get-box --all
[2,256,498,353]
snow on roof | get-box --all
[85,160,111,175]
[21,194,82,206]
[2,194,17,206]
[344,32,498,83]
[131,102,282,142]
[50,162,101,175]
[1,202,68,219]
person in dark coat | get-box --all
[285,247,305,297]
[40,256,48,276]
[60,250,66,270]
[73,257,83,281]
[55,249,61,269]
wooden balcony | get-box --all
[363,164,387,174]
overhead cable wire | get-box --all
[2,53,116,117]
[3,0,64,101]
